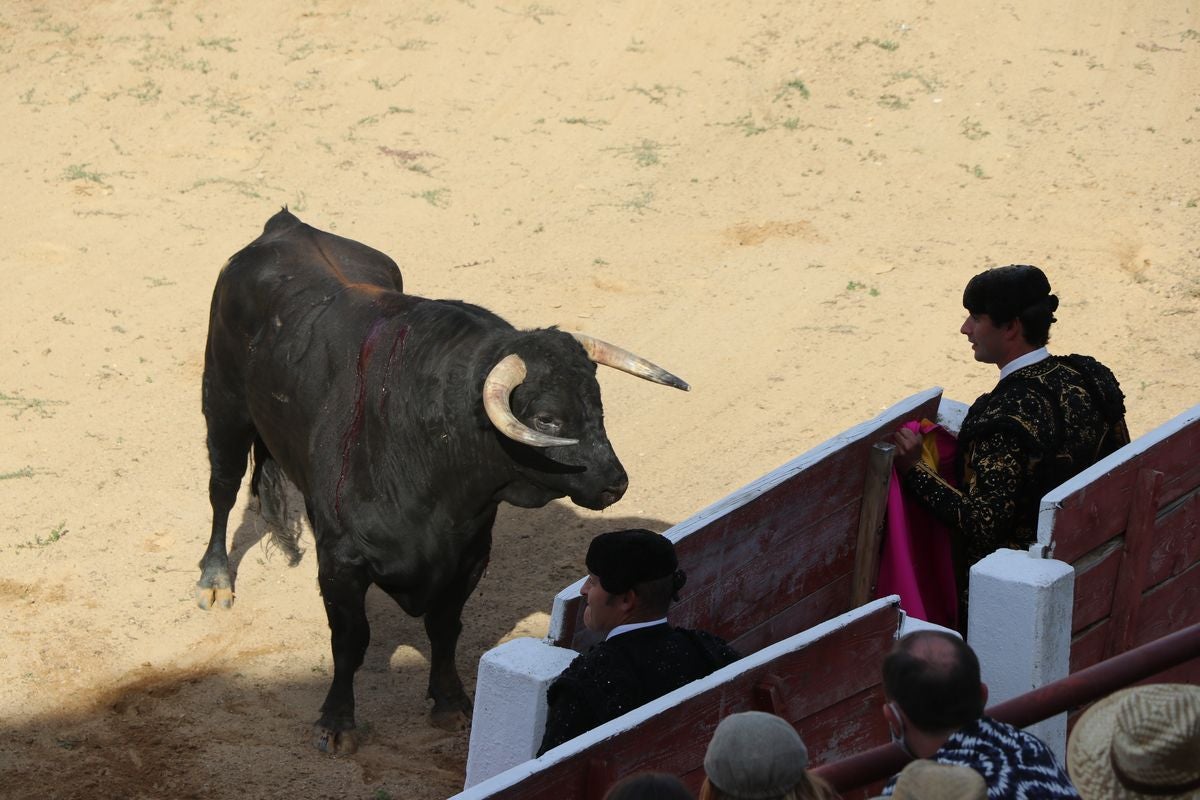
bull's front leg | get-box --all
[314,546,372,754]
[423,518,494,730]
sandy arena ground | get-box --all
[1,1,1197,797]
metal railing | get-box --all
[811,621,1200,794]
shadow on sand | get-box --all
[2,500,673,800]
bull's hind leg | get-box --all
[422,514,495,730]
[196,413,255,610]
[313,539,372,754]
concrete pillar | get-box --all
[464,637,578,788]
[968,547,1074,760]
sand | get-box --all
[1,1,1197,797]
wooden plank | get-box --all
[1144,487,1200,587]
[558,492,861,651]
[549,390,942,649]
[584,755,614,800]
[1128,560,1200,646]
[851,443,895,608]
[799,684,891,766]
[1072,560,1200,673]
[1144,658,1200,686]
[1070,620,1108,673]
[560,440,916,650]
[1071,487,1200,635]
[1071,543,1122,633]
[564,500,863,652]
[594,606,895,785]
[489,602,900,800]
[679,688,891,799]
[1161,458,1200,510]
[1048,415,1200,563]
[673,504,859,627]
[1105,468,1163,658]
[729,574,853,656]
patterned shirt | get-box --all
[883,717,1081,798]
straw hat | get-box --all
[1067,683,1200,799]
[888,761,986,800]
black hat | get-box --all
[585,529,679,595]
[962,264,1058,325]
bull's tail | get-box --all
[250,437,305,567]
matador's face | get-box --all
[961,312,1008,366]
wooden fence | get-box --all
[550,388,944,656]
[1040,403,1200,683]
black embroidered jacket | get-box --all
[537,624,740,756]
[902,354,1128,589]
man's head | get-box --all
[882,631,986,753]
[961,264,1059,363]
[580,529,686,634]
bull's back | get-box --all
[215,209,403,317]
[204,210,408,408]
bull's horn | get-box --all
[571,333,690,391]
[482,354,580,447]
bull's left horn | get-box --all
[571,333,690,391]
[482,354,580,447]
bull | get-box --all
[197,209,687,753]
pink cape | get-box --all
[874,420,959,629]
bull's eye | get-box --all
[532,413,562,434]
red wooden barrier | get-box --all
[1040,404,1200,680]
[478,600,902,800]
[551,389,944,655]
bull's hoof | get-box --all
[430,707,469,732]
[313,724,359,755]
[195,584,234,610]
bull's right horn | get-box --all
[482,354,580,447]
[571,333,690,391]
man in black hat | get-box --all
[536,529,740,756]
[893,264,1129,617]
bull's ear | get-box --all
[482,354,580,447]
[571,333,690,391]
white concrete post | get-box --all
[968,547,1074,761]
[464,637,578,788]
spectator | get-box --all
[877,760,987,800]
[605,771,695,800]
[879,630,1079,798]
[892,264,1129,619]
[1066,683,1200,799]
[538,529,740,755]
[700,710,837,800]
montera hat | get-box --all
[1067,683,1200,799]
[888,760,987,800]
[703,711,809,800]
[962,263,1058,324]
[585,529,679,595]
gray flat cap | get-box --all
[704,711,809,799]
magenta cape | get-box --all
[874,419,959,629]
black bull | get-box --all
[197,209,687,753]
